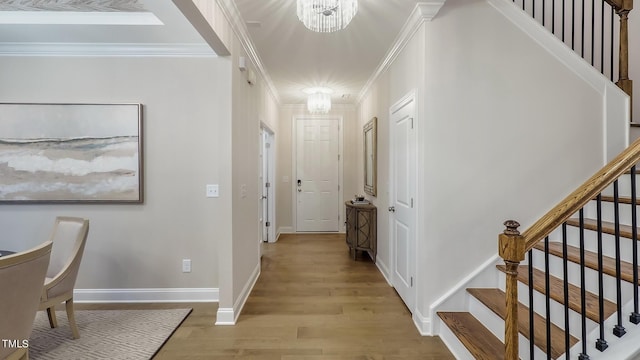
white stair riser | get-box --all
[556,226,638,265]
[467,293,548,359]
[530,248,638,304]
[498,270,599,336]
[583,200,639,228]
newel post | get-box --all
[499,220,525,360]
[616,0,633,118]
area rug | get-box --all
[28,309,192,360]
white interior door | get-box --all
[260,127,275,243]
[390,94,416,311]
[296,118,340,232]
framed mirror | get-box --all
[364,117,377,196]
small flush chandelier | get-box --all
[305,87,333,114]
[297,0,358,33]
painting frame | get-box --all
[364,116,377,197]
[0,103,144,204]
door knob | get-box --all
[388,206,395,212]
[298,188,302,192]
[261,195,267,199]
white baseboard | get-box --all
[375,258,393,286]
[412,306,432,335]
[73,288,219,303]
[216,261,261,325]
[276,226,294,240]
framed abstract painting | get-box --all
[0,103,143,203]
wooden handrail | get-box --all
[499,136,640,360]
[520,136,640,254]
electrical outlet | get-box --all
[206,184,219,198]
[182,259,191,273]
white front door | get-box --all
[296,118,340,232]
[390,93,416,311]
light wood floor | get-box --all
[81,233,454,359]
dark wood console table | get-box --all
[345,201,377,262]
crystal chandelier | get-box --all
[297,0,358,33]
[305,88,333,114]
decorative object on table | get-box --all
[345,201,376,262]
[0,103,143,203]
[297,0,358,33]
[29,308,192,360]
[39,217,89,339]
[363,117,377,196]
[351,194,369,204]
[0,241,52,360]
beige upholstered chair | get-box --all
[0,241,52,360]
[39,217,89,340]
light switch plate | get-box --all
[206,184,219,198]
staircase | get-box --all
[438,162,640,359]
[435,1,636,358]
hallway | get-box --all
[155,233,454,359]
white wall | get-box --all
[276,104,357,235]
[188,0,281,320]
[358,0,628,333]
[0,56,232,297]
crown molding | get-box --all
[0,42,217,57]
[215,0,281,105]
[356,1,446,104]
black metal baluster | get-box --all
[610,7,614,81]
[581,0,585,57]
[631,166,640,324]
[579,209,590,360]
[533,0,536,18]
[590,0,595,65]
[563,223,571,357]
[572,0,576,50]
[601,2,605,75]
[613,180,627,337]
[529,249,535,359]
[562,0,566,42]
[545,236,552,359]
[542,0,546,26]
[596,194,609,351]
[552,0,556,33]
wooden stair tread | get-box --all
[468,288,577,359]
[437,312,505,360]
[496,265,617,322]
[566,218,640,240]
[598,195,640,205]
[533,241,640,285]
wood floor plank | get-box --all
[533,241,640,284]
[437,312,505,360]
[467,288,577,359]
[496,265,617,322]
[78,234,455,359]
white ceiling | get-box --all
[0,0,424,104]
[233,0,422,104]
